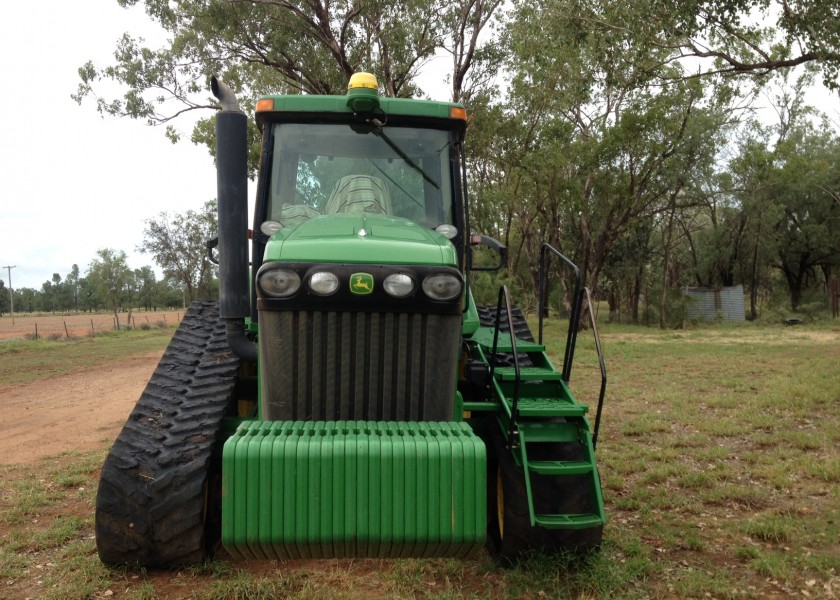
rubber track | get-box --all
[476,305,535,368]
[95,301,240,567]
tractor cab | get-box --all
[252,73,468,273]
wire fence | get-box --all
[0,311,182,341]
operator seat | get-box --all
[325,175,392,215]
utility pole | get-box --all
[3,265,15,324]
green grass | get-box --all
[1,318,839,598]
[0,327,174,386]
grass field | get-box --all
[0,319,838,599]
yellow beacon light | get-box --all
[346,72,380,113]
[348,72,378,90]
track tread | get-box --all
[95,301,240,567]
[476,305,535,368]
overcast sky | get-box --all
[0,2,835,292]
[0,0,458,292]
[0,1,221,290]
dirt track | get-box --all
[0,351,162,465]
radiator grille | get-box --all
[260,311,461,421]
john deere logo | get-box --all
[350,273,374,295]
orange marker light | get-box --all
[256,98,275,112]
[449,106,467,121]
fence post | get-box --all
[64,321,69,338]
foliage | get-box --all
[68,0,840,327]
[86,249,133,329]
[729,79,840,311]
[139,200,218,302]
[0,279,7,316]
[73,0,505,174]
[557,0,840,90]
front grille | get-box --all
[260,311,461,421]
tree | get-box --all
[136,266,158,311]
[41,277,57,314]
[87,249,132,329]
[73,0,503,162]
[468,0,738,326]
[552,0,840,91]
[730,77,840,312]
[767,123,840,309]
[139,200,218,302]
[66,264,82,312]
[16,288,37,314]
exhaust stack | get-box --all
[212,76,257,362]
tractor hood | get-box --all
[263,213,459,267]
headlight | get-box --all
[422,273,462,301]
[383,273,414,297]
[259,268,301,297]
[308,271,340,295]
[260,220,283,236]
[435,224,458,239]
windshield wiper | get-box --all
[370,121,440,190]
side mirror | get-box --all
[469,235,507,272]
[206,236,220,265]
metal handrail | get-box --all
[583,287,608,449]
[490,285,521,449]
[538,243,582,382]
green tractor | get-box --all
[95,72,608,566]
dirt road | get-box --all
[0,351,162,465]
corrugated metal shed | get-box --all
[682,285,745,322]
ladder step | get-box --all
[471,329,545,353]
[534,513,604,530]
[519,421,582,443]
[493,367,564,382]
[506,397,587,417]
[528,460,593,476]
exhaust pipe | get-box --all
[212,76,257,362]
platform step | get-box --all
[528,460,594,476]
[505,396,587,417]
[472,328,545,353]
[493,367,564,382]
[519,421,583,443]
[534,513,604,530]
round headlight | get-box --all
[383,273,415,298]
[309,271,340,295]
[422,273,462,301]
[259,268,300,297]
[435,224,458,239]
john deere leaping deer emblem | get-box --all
[350,273,374,295]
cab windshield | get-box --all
[266,123,455,229]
